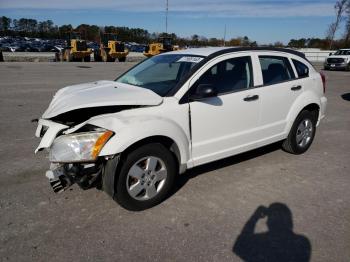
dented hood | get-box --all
[42,80,163,119]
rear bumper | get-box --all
[318,96,327,125]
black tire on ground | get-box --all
[112,143,177,211]
[102,49,113,62]
[84,56,91,62]
[65,49,72,62]
[282,110,317,154]
[94,53,102,62]
[118,57,126,62]
[54,52,60,62]
[59,52,64,62]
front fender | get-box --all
[285,90,321,134]
[86,114,191,165]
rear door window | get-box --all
[259,56,295,85]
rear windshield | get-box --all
[116,54,204,96]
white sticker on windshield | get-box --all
[177,56,204,63]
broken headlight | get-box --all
[49,130,113,163]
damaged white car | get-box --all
[35,47,327,211]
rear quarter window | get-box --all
[292,59,309,78]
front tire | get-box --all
[282,110,317,154]
[114,143,177,211]
[118,57,126,62]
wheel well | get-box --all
[121,136,181,169]
[302,103,320,120]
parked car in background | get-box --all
[324,49,350,71]
[0,36,66,52]
[35,47,327,211]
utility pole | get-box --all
[166,0,169,34]
[223,24,226,46]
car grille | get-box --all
[327,58,345,63]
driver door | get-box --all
[188,55,261,166]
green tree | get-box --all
[76,24,100,41]
[288,38,307,48]
[0,16,12,33]
[242,36,250,46]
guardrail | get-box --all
[298,50,334,62]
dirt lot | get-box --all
[0,62,349,262]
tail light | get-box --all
[320,72,326,93]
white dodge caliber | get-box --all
[35,47,327,210]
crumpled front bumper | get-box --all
[46,162,103,193]
[35,119,68,153]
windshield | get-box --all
[116,54,204,96]
[334,50,350,55]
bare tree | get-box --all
[344,1,350,44]
[326,0,348,49]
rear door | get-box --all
[254,53,302,141]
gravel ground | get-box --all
[0,62,349,262]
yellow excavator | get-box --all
[143,37,179,57]
[61,32,92,62]
[95,33,129,62]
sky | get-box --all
[0,0,345,44]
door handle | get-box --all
[243,95,259,102]
[291,85,302,91]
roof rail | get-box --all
[210,47,306,59]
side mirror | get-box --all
[329,53,333,56]
[190,84,218,101]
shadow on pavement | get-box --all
[233,203,311,262]
[341,93,350,101]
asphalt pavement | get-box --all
[0,62,349,262]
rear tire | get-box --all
[114,143,177,211]
[282,110,317,154]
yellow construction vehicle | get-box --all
[61,32,92,62]
[95,33,129,62]
[143,37,179,57]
